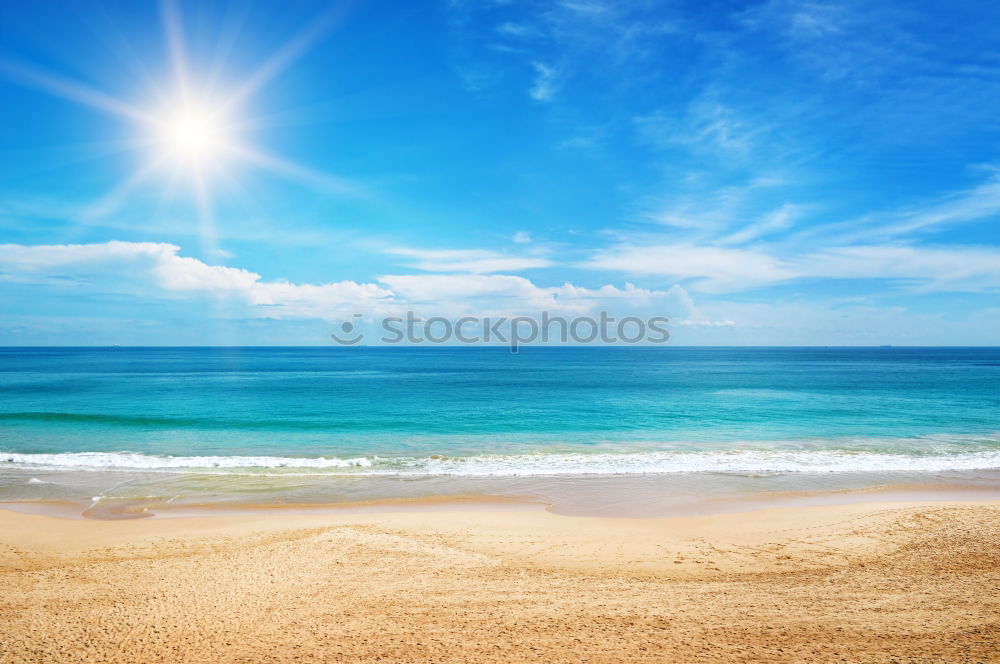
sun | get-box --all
[154,100,229,168]
[2,0,349,216]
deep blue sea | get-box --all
[1,347,998,516]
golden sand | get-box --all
[1,501,998,663]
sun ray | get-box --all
[203,3,252,95]
[4,137,156,182]
[82,155,170,220]
[159,0,190,101]
[220,6,348,114]
[221,142,363,197]
[0,60,154,124]
[193,167,220,260]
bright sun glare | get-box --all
[156,102,227,168]
[5,0,345,217]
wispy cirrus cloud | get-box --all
[804,171,1000,244]
[641,175,790,234]
[719,203,801,245]
[529,62,558,101]
[581,241,1000,293]
[444,0,682,101]
[737,0,1000,137]
[634,99,766,159]
[799,245,1000,289]
[638,168,1000,257]
[496,22,537,38]
[386,247,552,273]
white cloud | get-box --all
[679,318,736,327]
[0,241,393,318]
[387,247,551,273]
[741,0,847,41]
[8,242,996,345]
[644,175,789,233]
[496,22,536,37]
[582,243,792,292]
[380,273,561,311]
[557,1,611,17]
[378,272,695,318]
[815,172,1000,243]
[796,245,1000,289]
[449,0,681,104]
[582,241,1000,292]
[512,231,533,244]
[529,62,557,101]
[635,99,764,158]
[719,203,800,245]
[0,241,694,321]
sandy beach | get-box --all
[1,500,998,663]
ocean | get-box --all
[1,346,998,517]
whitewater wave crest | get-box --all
[3,448,1000,476]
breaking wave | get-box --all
[4,444,1000,477]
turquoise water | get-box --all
[1,347,998,515]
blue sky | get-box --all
[1,0,998,345]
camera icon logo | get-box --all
[330,314,364,345]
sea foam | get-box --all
[3,447,999,476]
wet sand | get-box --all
[1,500,999,662]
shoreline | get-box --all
[3,479,1000,521]
[2,499,998,662]
[0,493,549,520]
[7,459,999,521]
